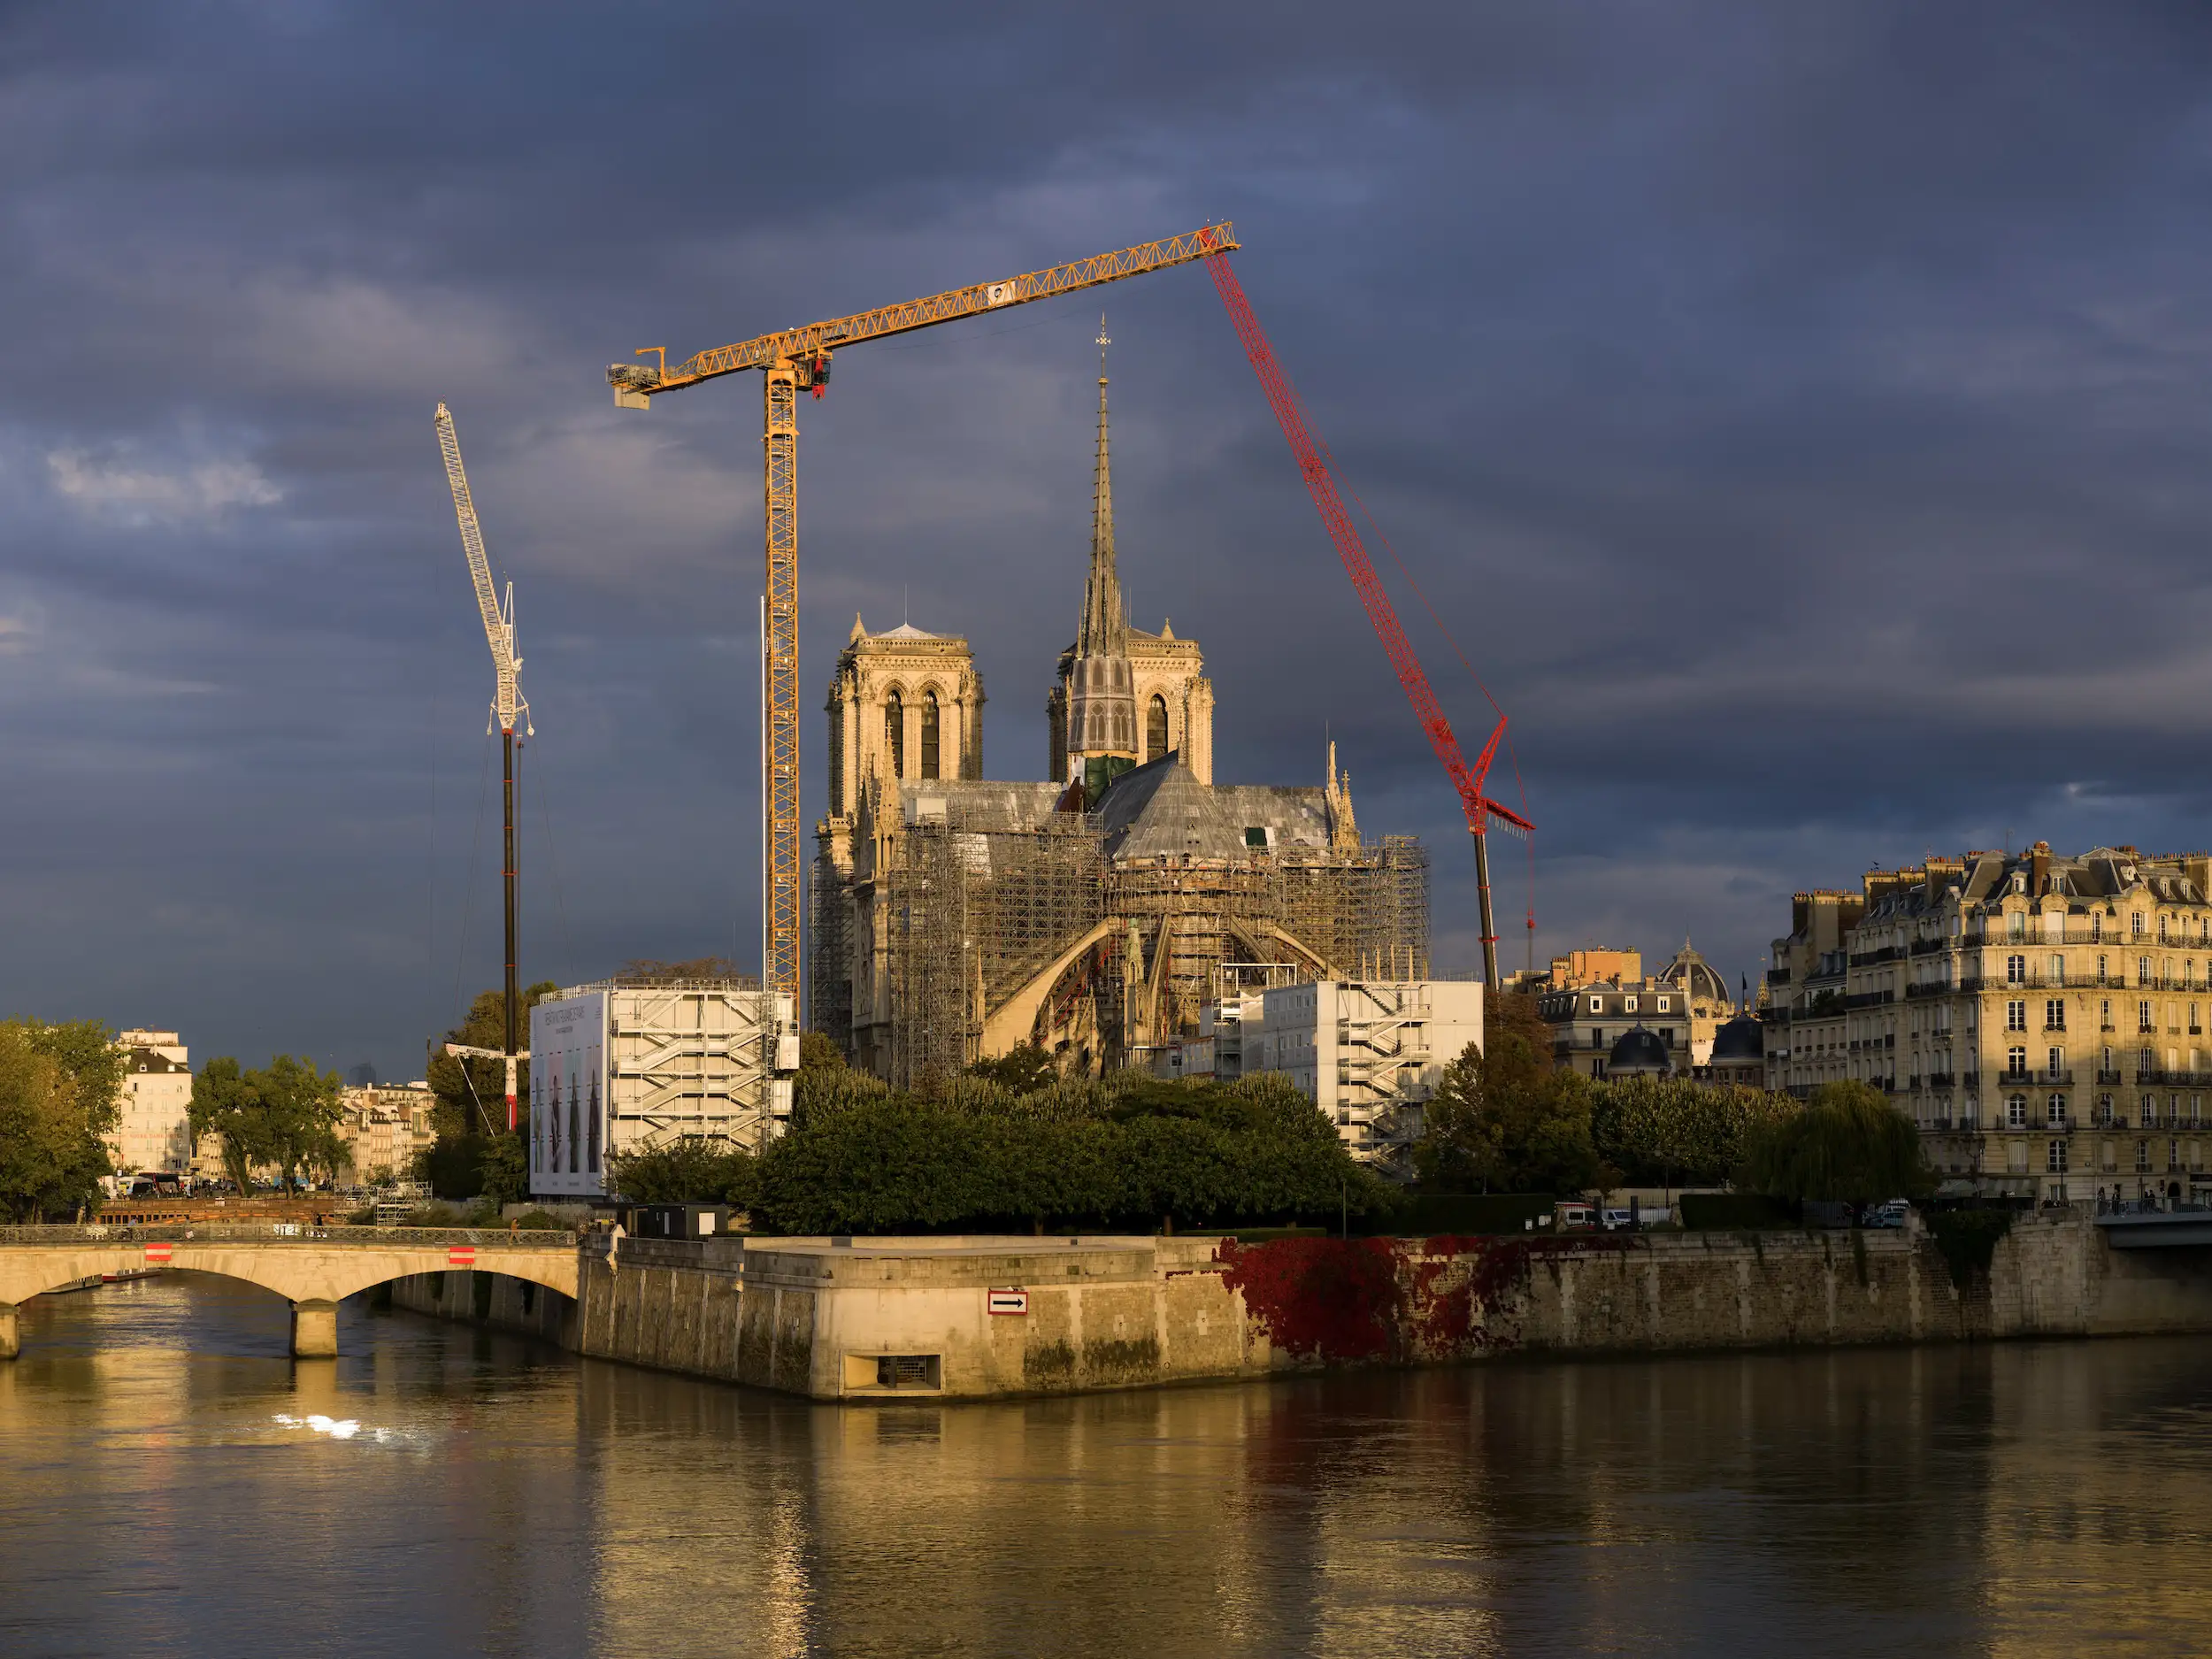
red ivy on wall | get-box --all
[1214,1235,1539,1363]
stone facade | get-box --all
[1766,843,2212,1203]
[334,1082,439,1186]
[108,1030,192,1178]
[1538,976,1694,1078]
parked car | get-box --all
[1555,1202,1596,1232]
[1601,1207,1635,1231]
[1863,1200,1910,1229]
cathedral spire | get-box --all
[1077,314,1126,657]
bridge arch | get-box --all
[0,1235,581,1358]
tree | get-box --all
[189,1056,261,1194]
[1413,1029,1612,1196]
[425,980,561,1141]
[965,1043,1057,1093]
[0,1018,121,1220]
[748,1069,1390,1235]
[616,957,749,986]
[188,1054,344,1193]
[608,1135,758,1206]
[1590,1076,1801,1187]
[1739,1079,1933,1205]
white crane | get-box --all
[434,402,530,1133]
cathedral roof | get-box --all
[1093,754,1333,863]
[871,623,941,641]
[894,780,1064,833]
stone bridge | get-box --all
[0,1224,580,1358]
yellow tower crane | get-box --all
[607,225,1236,1008]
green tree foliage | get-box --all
[964,1042,1057,1093]
[1739,1079,1933,1205]
[1413,1030,1613,1196]
[0,1018,123,1220]
[188,1055,345,1193]
[188,1056,258,1195]
[607,1135,757,1208]
[1589,1076,1802,1187]
[675,1067,1391,1235]
[425,981,560,1141]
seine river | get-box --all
[3,1273,2209,1657]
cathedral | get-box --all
[812,355,1429,1083]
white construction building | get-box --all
[527,979,800,1200]
[109,1029,193,1177]
[1240,979,1484,1163]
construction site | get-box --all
[412,226,1531,1181]
[592,224,1527,1095]
[817,772,1433,1087]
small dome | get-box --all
[1709,1013,1765,1065]
[1608,1024,1671,1078]
[1658,940,1729,1006]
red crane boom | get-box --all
[1201,238,1532,988]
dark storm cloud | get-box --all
[5,0,2212,1071]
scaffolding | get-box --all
[810,852,853,1052]
[872,807,1426,1084]
[885,806,1106,1087]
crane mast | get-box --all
[608,226,1236,1010]
[434,403,532,1130]
[1199,254,1533,991]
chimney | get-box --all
[2031,840,2051,895]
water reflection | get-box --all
[2,1273,2208,1656]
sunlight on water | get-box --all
[2,1271,2209,1658]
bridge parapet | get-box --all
[0,1224,582,1248]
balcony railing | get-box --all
[2136,1070,2212,1087]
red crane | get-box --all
[1200,234,1532,990]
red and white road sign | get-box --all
[986,1288,1028,1316]
[142,1243,173,1263]
[448,1246,477,1267]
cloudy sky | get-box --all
[5,2,2212,1079]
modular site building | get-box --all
[527,979,800,1201]
[1154,978,1482,1164]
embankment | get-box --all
[385,1210,2212,1401]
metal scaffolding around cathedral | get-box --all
[811,347,1430,1085]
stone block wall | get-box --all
[375,1216,2212,1402]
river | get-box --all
[2,1271,2208,1657]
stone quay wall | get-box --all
[385,1210,2212,1402]
[389,1265,577,1347]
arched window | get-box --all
[884,689,904,780]
[921,690,941,780]
[1145,694,1169,764]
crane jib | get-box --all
[610,225,1238,399]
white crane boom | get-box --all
[434,402,529,736]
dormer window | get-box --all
[1624,995,1639,1013]
[1656,996,1671,1012]
[1589,995,1602,1013]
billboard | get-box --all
[529,989,608,1198]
